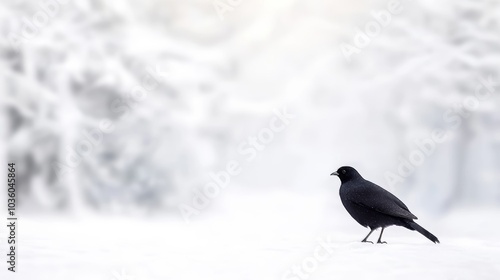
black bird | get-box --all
[331,166,439,244]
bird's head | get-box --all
[330,166,362,183]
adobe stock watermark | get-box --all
[339,0,404,61]
[282,235,336,280]
[51,65,171,180]
[385,75,498,187]
[213,0,243,21]
[178,107,295,223]
[7,0,70,51]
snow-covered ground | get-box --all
[2,1,500,279]
[1,192,499,280]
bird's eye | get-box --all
[342,170,346,174]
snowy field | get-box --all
[2,1,500,279]
[1,192,499,280]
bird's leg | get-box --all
[361,229,375,244]
[377,228,387,244]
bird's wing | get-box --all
[348,181,418,220]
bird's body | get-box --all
[339,179,416,229]
[332,166,439,244]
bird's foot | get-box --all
[377,241,387,244]
[361,240,373,244]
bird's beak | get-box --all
[330,171,339,176]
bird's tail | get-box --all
[407,221,440,244]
